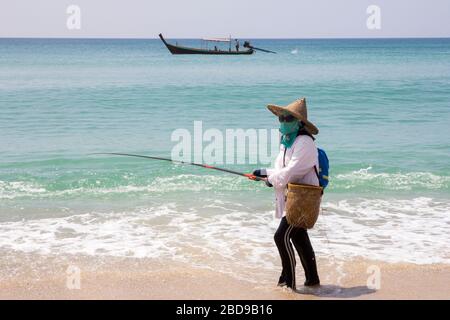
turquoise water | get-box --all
[0,38,449,271]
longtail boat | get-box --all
[159,33,254,55]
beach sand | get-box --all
[0,251,448,300]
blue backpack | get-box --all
[314,148,329,189]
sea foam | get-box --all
[0,197,448,283]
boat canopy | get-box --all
[202,38,232,42]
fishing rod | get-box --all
[90,153,265,181]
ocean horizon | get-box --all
[2,36,450,39]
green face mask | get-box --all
[279,121,300,135]
[279,120,302,148]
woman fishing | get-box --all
[253,98,321,290]
[92,98,321,291]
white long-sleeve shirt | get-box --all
[266,135,319,218]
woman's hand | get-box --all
[252,169,272,187]
[252,169,267,177]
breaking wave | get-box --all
[0,175,260,200]
[1,168,449,200]
[332,167,450,191]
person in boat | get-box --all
[214,45,218,51]
[235,39,240,52]
[253,98,321,290]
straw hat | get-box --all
[267,98,319,135]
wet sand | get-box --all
[0,251,448,299]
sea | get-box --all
[0,38,449,282]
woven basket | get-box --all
[285,183,323,229]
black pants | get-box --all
[274,216,319,289]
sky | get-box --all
[1,0,449,38]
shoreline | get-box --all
[0,252,448,299]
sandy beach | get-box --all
[1,251,448,300]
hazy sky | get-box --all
[1,0,449,38]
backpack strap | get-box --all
[314,165,324,195]
[313,165,320,181]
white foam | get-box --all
[334,167,450,190]
[317,197,450,264]
[0,196,449,284]
[0,175,258,200]
[0,180,46,199]
[2,169,449,201]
